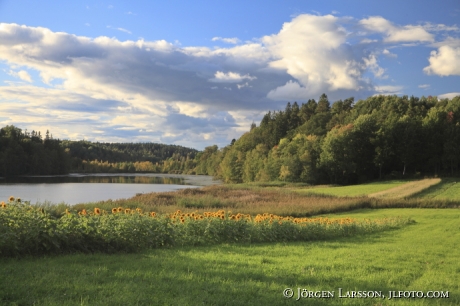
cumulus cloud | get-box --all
[374,85,403,95]
[211,37,241,44]
[363,54,387,78]
[438,92,460,100]
[382,49,397,58]
[360,16,434,43]
[0,14,457,148]
[423,45,460,76]
[262,14,371,97]
[8,70,33,82]
[209,71,257,83]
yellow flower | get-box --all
[94,208,101,215]
[150,212,156,217]
[136,208,142,214]
[125,209,130,214]
[80,209,87,216]
[16,198,21,203]
[112,208,118,214]
[8,196,15,202]
[117,207,123,213]
[1,201,6,208]
[65,209,70,215]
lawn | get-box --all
[297,180,409,197]
[413,178,460,200]
[1,208,458,305]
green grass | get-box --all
[298,180,409,197]
[413,178,460,200]
[1,208,458,305]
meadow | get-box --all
[0,208,458,305]
[1,179,459,305]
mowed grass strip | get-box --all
[412,178,460,200]
[368,178,441,199]
[297,180,409,197]
[0,208,458,305]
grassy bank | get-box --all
[0,208,458,305]
[39,181,457,220]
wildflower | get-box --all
[136,208,142,214]
[8,196,15,202]
[1,201,6,208]
[16,198,21,203]
[125,209,131,214]
[117,207,123,213]
[112,208,118,214]
[81,209,87,216]
[94,208,101,215]
[150,212,156,217]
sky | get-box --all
[0,0,459,150]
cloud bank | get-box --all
[0,15,458,149]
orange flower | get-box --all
[150,212,156,217]
[94,208,101,215]
[112,208,118,214]
[1,201,6,208]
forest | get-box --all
[0,127,197,176]
[193,94,460,185]
[1,93,460,184]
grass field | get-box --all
[412,178,460,200]
[298,178,444,199]
[0,208,458,305]
[298,180,409,197]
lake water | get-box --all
[0,173,220,205]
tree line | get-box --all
[0,126,68,176]
[0,127,198,177]
[193,94,460,184]
[3,93,460,184]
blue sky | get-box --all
[0,0,459,150]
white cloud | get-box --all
[418,84,430,89]
[438,92,460,100]
[117,27,132,34]
[209,71,256,83]
[267,80,309,101]
[424,45,460,76]
[382,49,397,58]
[0,15,456,148]
[211,37,241,44]
[363,54,387,78]
[360,16,434,43]
[374,85,403,95]
[8,70,33,82]
[262,14,370,96]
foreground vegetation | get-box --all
[0,208,458,305]
[0,196,411,257]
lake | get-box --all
[0,173,220,205]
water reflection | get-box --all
[0,175,187,185]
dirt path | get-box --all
[368,178,441,199]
